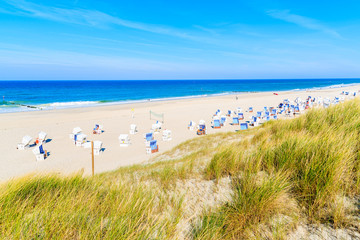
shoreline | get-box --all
[1,82,359,114]
[0,84,359,182]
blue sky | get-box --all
[0,0,360,80]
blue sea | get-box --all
[1,79,360,113]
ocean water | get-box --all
[0,79,359,113]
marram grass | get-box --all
[202,99,360,238]
[1,99,360,239]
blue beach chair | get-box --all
[251,117,258,126]
[231,117,239,125]
[146,140,158,154]
[146,133,153,141]
[238,112,244,120]
[213,119,221,129]
[240,123,248,130]
[150,140,158,153]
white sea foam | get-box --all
[1,82,360,114]
[48,101,98,107]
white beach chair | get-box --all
[36,131,47,145]
[129,124,138,135]
[119,134,131,147]
[32,144,47,161]
[152,121,162,133]
[162,130,172,141]
[70,127,82,139]
[17,135,32,150]
[323,98,331,108]
[75,133,87,146]
[93,140,103,155]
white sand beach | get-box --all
[0,86,358,181]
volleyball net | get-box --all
[149,110,164,123]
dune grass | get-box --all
[201,99,360,238]
[0,175,178,239]
[1,99,360,239]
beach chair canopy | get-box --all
[150,140,157,150]
[240,123,248,130]
[220,116,226,122]
[72,127,82,134]
[232,117,239,124]
[324,98,331,104]
[38,131,47,140]
[76,133,87,141]
[119,134,129,141]
[214,119,221,127]
[145,133,153,141]
[93,140,102,149]
[256,111,262,118]
[22,135,33,145]
[163,130,171,137]
[295,97,302,104]
[199,124,206,130]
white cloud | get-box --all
[2,0,200,40]
[267,10,341,38]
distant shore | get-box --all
[1,79,360,114]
